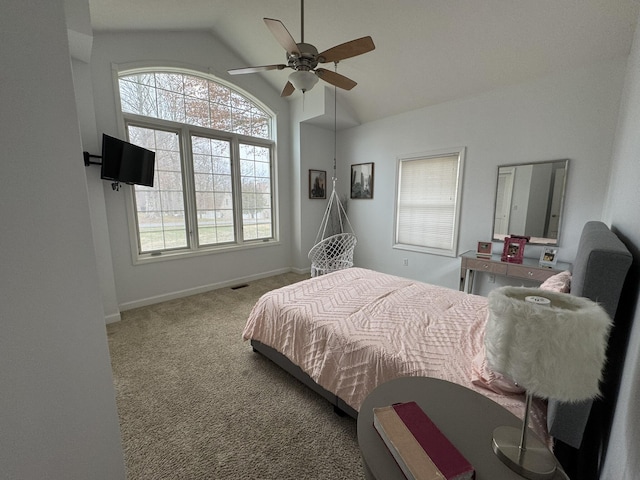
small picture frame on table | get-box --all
[476,241,492,258]
[309,169,326,199]
[539,247,559,268]
[501,236,526,263]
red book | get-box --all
[373,401,474,480]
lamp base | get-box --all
[492,426,557,480]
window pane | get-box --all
[129,125,187,253]
[185,97,210,127]
[211,104,232,132]
[156,150,181,172]
[243,222,259,241]
[256,193,271,209]
[155,73,184,94]
[214,174,232,191]
[213,155,231,175]
[255,160,270,177]
[120,79,158,117]
[191,135,235,246]
[125,73,156,87]
[209,83,230,105]
[193,154,211,174]
[240,159,255,176]
[157,89,185,123]
[231,91,252,111]
[252,112,270,138]
[239,143,272,240]
[157,171,184,191]
[231,111,252,136]
[155,129,179,151]
[191,135,212,155]
[183,75,209,100]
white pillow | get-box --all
[540,270,571,293]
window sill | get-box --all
[132,238,281,265]
[393,243,457,258]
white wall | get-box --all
[600,9,640,479]
[73,57,122,323]
[337,57,627,291]
[66,0,121,324]
[90,31,294,309]
[297,123,336,267]
[289,86,352,272]
[0,1,125,478]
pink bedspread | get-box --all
[242,267,548,441]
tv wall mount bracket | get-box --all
[83,151,102,166]
[83,151,121,191]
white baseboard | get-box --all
[118,267,296,312]
[291,266,311,275]
[105,312,122,324]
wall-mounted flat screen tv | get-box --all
[101,134,155,187]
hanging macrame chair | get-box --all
[307,63,357,277]
[308,177,357,277]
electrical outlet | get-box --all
[403,258,409,266]
[489,274,495,283]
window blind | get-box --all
[395,152,463,256]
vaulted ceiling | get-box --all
[89,0,639,125]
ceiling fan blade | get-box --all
[264,18,300,55]
[318,36,375,63]
[281,82,295,97]
[315,68,357,90]
[228,64,287,75]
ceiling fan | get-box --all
[227,0,375,97]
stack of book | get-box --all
[373,401,475,480]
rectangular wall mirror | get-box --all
[492,159,568,246]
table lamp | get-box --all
[485,286,612,480]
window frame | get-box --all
[393,147,465,257]
[112,65,279,265]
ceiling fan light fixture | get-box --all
[230,1,374,95]
[288,70,319,93]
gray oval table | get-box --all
[357,376,568,480]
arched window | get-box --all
[116,69,276,259]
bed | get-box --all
[242,221,631,477]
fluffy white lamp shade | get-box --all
[485,286,612,479]
[485,286,612,402]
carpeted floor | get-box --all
[107,272,366,479]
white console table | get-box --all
[459,250,571,294]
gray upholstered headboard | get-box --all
[547,221,632,448]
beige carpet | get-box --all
[107,272,366,479]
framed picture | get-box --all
[309,169,326,199]
[476,241,493,258]
[501,236,526,263]
[350,162,374,199]
[539,247,559,268]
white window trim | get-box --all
[110,63,280,265]
[393,146,466,257]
